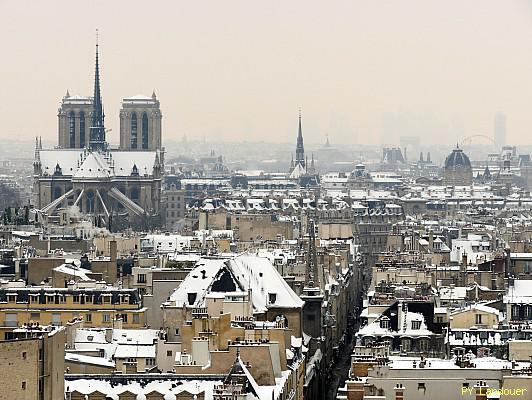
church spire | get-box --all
[295,108,305,168]
[89,29,107,152]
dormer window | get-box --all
[412,320,421,330]
[268,293,277,304]
[380,317,390,329]
[54,163,62,176]
[187,292,197,306]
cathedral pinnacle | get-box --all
[295,109,305,168]
[89,29,107,152]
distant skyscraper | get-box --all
[494,112,506,149]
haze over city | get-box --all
[2,0,532,145]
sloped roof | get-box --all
[74,152,111,179]
[168,255,303,313]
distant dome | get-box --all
[445,146,471,169]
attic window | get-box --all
[268,293,277,304]
[87,335,94,341]
[412,320,421,330]
[188,292,197,305]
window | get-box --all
[146,357,155,366]
[418,383,426,391]
[475,314,483,325]
[512,305,520,320]
[411,320,421,330]
[133,314,140,324]
[127,358,137,363]
[103,313,110,323]
[73,295,80,303]
[142,112,149,149]
[79,111,85,147]
[69,111,76,148]
[462,383,469,389]
[137,274,146,284]
[30,312,40,320]
[21,381,26,390]
[121,313,128,323]
[85,313,92,322]
[167,350,173,357]
[175,328,180,336]
[5,313,18,327]
[131,112,138,148]
[22,352,27,360]
[51,313,61,326]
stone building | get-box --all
[57,93,93,149]
[443,145,473,186]
[0,325,65,400]
[33,42,163,229]
[119,93,162,151]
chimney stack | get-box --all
[474,381,488,400]
[394,383,405,400]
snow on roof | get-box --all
[387,356,515,370]
[168,255,303,313]
[450,304,500,317]
[504,280,532,304]
[448,330,503,347]
[113,329,158,345]
[400,312,433,336]
[75,329,107,344]
[65,378,220,400]
[39,149,158,179]
[114,344,156,359]
[439,286,467,300]
[74,152,111,179]
[53,264,93,281]
[65,353,115,368]
[510,252,532,259]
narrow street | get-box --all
[325,308,362,400]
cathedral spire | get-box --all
[295,108,305,168]
[89,29,107,152]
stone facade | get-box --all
[120,93,162,151]
[58,93,93,149]
[443,146,473,186]
[0,327,65,400]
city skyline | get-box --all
[1,0,532,145]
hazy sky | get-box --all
[1,0,532,146]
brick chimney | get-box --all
[394,383,405,400]
[346,379,365,400]
[474,381,488,400]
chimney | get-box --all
[347,379,365,400]
[109,240,117,262]
[105,328,112,343]
[461,253,468,273]
[474,381,488,400]
[394,383,405,400]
